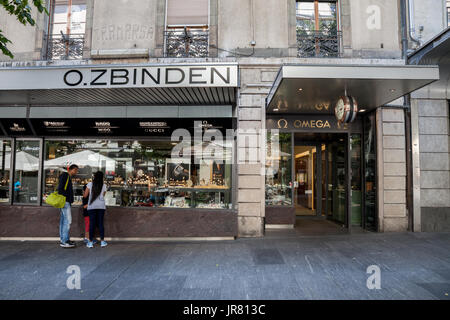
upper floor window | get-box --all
[296,0,341,58]
[165,0,209,58]
[447,0,450,27]
[46,0,86,60]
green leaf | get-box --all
[1,0,48,59]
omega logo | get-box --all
[293,120,331,129]
[277,119,288,129]
[277,119,332,129]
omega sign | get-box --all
[277,119,331,129]
[268,116,350,131]
[62,65,237,88]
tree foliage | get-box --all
[0,0,48,59]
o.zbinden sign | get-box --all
[0,64,238,90]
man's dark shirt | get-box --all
[57,172,74,204]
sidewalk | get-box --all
[0,230,449,300]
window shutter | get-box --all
[166,0,209,26]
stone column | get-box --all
[340,0,352,57]
[237,90,265,237]
[154,0,166,57]
[82,0,95,60]
[415,99,450,232]
[377,108,408,232]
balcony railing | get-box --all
[44,34,84,60]
[297,30,342,58]
[164,28,209,58]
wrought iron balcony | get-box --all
[164,28,209,58]
[297,30,342,58]
[44,33,84,60]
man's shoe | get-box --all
[101,241,108,248]
[68,240,76,245]
[60,242,75,248]
[86,241,94,248]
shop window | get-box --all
[265,132,292,206]
[43,139,232,210]
[0,140,12,204]
[350,134,362,226]
[165,0,209,57]
[13,140,41,204]
[296,0,341,57]
[363,114,377,231]
[46,0,87,60]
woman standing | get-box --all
[83,171,108,248]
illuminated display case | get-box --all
[43,139,233,210]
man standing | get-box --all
[59,164,79,248]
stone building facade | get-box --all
[0,0,448,239]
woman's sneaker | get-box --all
[101,241,108,247]
[86,241,94,248]
[83,238,89,244]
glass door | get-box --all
[294,145,317,216]
[363,114,378,231]
[326,139,347,225]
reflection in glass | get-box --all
[321,144,326,215]
[351,134,362,226]
[13,140,40,204]
[0,140,12,203]
[364,115,377,231]
[43,140,232,209]
[52,0,87,37]
[294,145,316,216]
[330,141,346,224]
[265,133,292,206]
[296,1,337,33]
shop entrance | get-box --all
[294,133,348,226]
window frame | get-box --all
[46,0,87,61]
[11,138,44,207]
[48,0,87,38]
[296,0,340,33]
[164,0,211,57]
[0,138,14,206]
[447,0,450,27]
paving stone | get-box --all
[0,224,449,300]
[253,249,285,265]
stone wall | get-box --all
[412,99,450,232]
[236,63,278,237]
[0,5,45,61]
[0,0,423,61]
[377,107,408,232]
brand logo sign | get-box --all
[272,116,349,131]
[277,119,332,129]
[0,64,238,90]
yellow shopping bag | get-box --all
[45,175,69,208]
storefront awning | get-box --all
[0,63,238,105]
[408,27,450,98]
[266,64,439,114]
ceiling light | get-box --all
[298,88,303,92]
[273,108,279,112]
[359,109,367,113]
[389,89,396,92]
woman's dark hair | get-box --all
[90,171,104,204]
